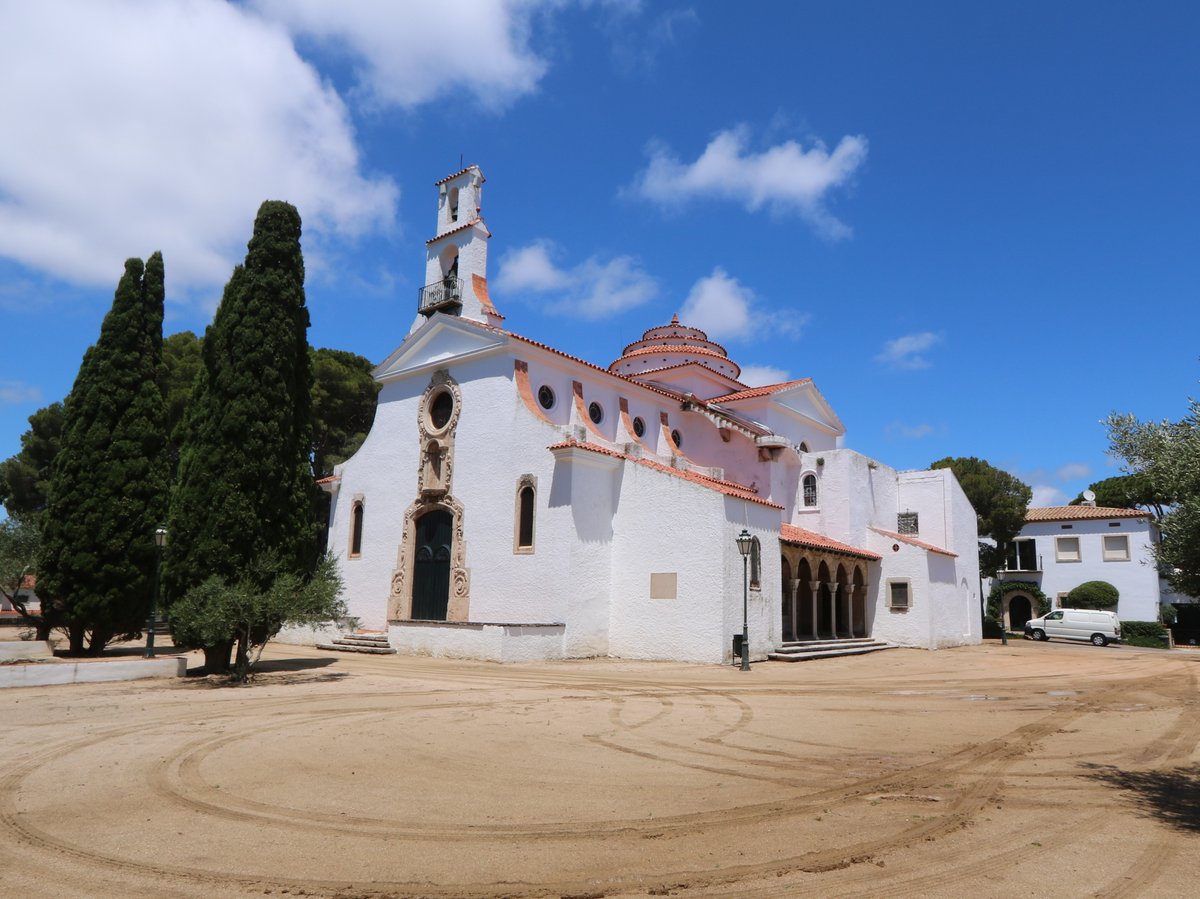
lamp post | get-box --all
[145,526,167,659]
[996,563,1008,646]
[736,529,753,671]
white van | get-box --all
[1024,609,1121,646]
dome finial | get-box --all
[670,313,679,325]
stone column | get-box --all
[809,580,821,640]
[829,583,841,639]
[789,579,802,642]
[845,584,856,638]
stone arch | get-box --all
[1005,592,1035,632]
[796,557,814,640]
[816,560,833,637]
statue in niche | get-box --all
[422,439,447,496]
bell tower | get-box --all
[412,164,504,332]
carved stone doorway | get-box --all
[411,509,453,620]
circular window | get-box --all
[671,429,682,449]
[588,401,604,425]
[429,391,454,431]
[537,385,555,410]
[632,416,645,438]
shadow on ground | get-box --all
[1083,764,1200,833]
[179,655,347,688]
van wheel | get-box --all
[1031,629,1046,641]
[1090,633,1107,647]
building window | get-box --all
[349,500,364,559]
[888,579,911,609]
[897,511,919,535]
[514,477,536,553]
[799,442,809,453]
[1055,536,1081,563]
[670,428,682,449]
[1103,534,1130,561]
[537,385,555,410]
[632,416,645,437]
[802,474,818,507]
[448,186,459,222]
[588,401,604,424]
[749,537,761,590]
[1006,539,1038,571]
[428,390,454,432]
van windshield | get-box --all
[1047,611,1064,620]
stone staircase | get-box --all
[768,637,894,662]
[315,632,396,655]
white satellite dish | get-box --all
[1083,489,1096,503]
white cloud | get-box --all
[0,381,42,407]
[252,0,554,111]
[495,241,658,319]
[1031,484,1068,507]
[885,421,935,440]
[631,126,867,238]
[1056,462,1092,481]
[679,268,755,340]
[737,365,789,387]
[876,332,942,370]
[0,2,397,293]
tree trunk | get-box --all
[86,629,113,655]
[203,640,232,674]
[233,629,251,682]
[67,624,85,655]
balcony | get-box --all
[418,277,463,315]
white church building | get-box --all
[318,165,982,664]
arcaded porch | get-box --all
[779,525,882,642]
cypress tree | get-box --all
[38,253,169,654]
[166,201,320,669]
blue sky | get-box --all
[2,1,1198,508]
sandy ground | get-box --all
[0,640,1197,898]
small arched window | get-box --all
[803,474,818,507]
[799,441,809,453]
[515,477,536,552]
[349,499,365,558]
[750,537,761,589]
[448,186,460,222]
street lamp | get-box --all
[144,526,167,659]
[736,529,753,671]
[996,562,1008,646]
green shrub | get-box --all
[1159,603,1177,625]
[1122,620,1168,648]
[1066,580,1119,609]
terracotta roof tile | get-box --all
[780,524,882,560]
[548,439,782,509]
[426,218,489,244]
[709,379,813,403]
[315,475,340,485]
[434,165,483,185]
[1025,505,1148,522]
[870,527,957,557]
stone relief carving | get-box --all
[388,374,470,621]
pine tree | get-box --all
[37,253,169,654]
[166,201,320,670]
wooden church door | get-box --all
[411,510,452,620]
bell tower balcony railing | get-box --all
[418,277,463,315]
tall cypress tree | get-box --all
[167,201,319,667]
[38,253,169,654]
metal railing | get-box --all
[418,277,463,312]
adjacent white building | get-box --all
[994,504,1170,628]
[318,165,982,664]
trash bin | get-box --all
[731,633,743,664]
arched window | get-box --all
[803,474,818,507]
[448,186,460,222]
[515,476,536,552]
[349,499,364,558]
[749,537,761,589]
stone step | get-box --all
[768,642,893,662]
[337,633,391,646]
[779,637,877,650]
[315,640,397,655]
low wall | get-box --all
[0,656,186,689]
[389,621,565,662]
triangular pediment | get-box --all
[373,315,508,383]
[770,381,845,435]
[634,362,744,399]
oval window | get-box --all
[588,401,604,424]
[671,429,682,449]
[429,391,454,430]
[632,416,645,438]
[537,385,555,410]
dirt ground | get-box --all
[1,640,1197,898]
